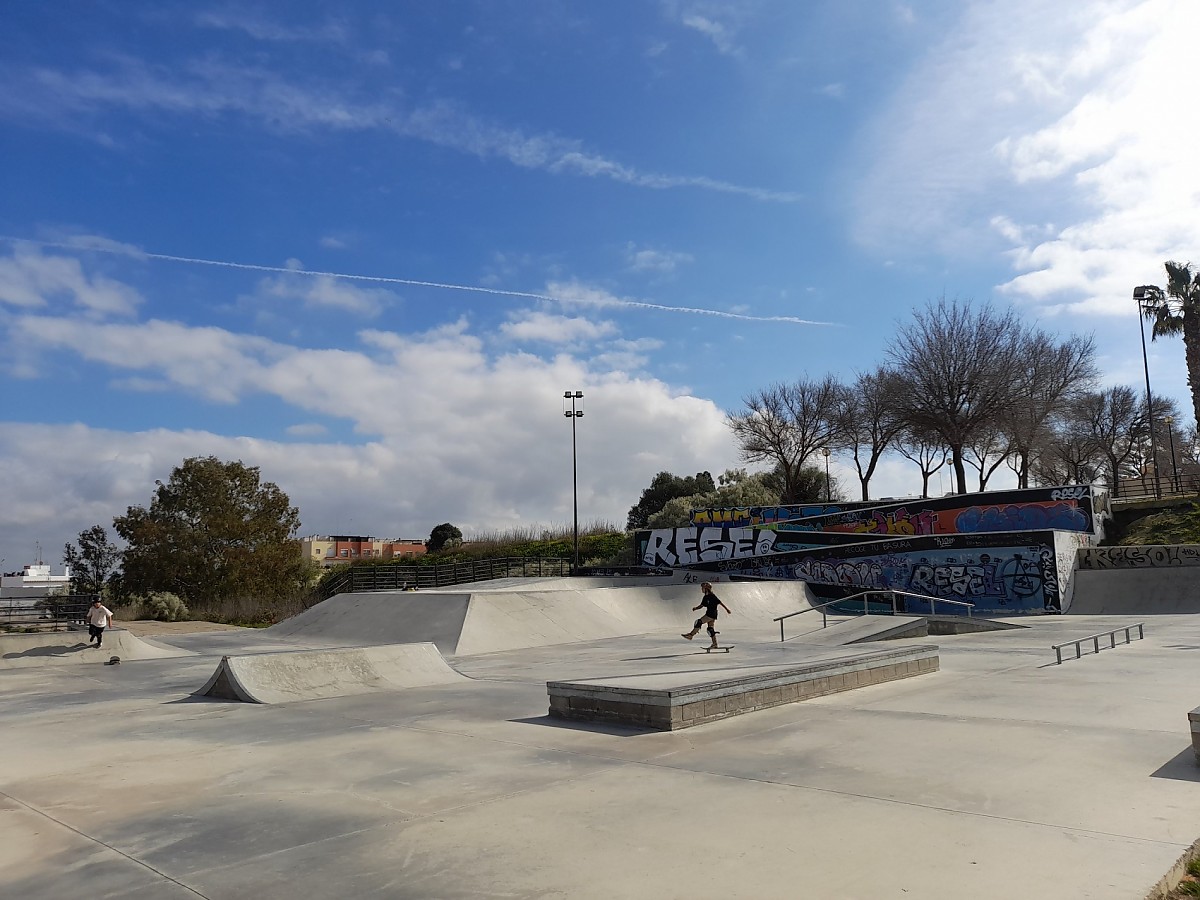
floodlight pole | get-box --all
[1133,286,1162,500]
[1164,415,1180,493]
[822,447,831,502]
[564,390,583,571]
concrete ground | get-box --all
[3,598,1200,898]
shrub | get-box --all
[144,592,190,622]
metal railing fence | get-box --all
[0,594,98,631]
[318,557,573,599]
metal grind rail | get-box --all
[1051,623,1145,665]
[772,589,975,642]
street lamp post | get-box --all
[1133,286,1162,499]
[1164,415,1180,494]
[563,390,583,571]
[821,447,831,502]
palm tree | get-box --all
[1137,261,1200,429]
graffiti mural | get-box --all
[641,527,779,568]
[1078,545,1200,569]
[688,530,1066,613]
[774,486,1097,537]
[690,504,844,528]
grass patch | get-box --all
[1120,503,1200,545]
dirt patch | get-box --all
[118,620,249,636]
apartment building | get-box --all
[300,535,427,568]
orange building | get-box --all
[300,535,427,568]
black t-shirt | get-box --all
[700,593,721,618]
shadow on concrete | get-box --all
[510,714,649,737]
[1150,747,1200,782]
[621,652,699,661]
[2,642,91,661]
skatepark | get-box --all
[4,571,1200,899]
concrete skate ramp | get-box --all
[1068,568,1200,614]
[272,580,817,656]
[453,580,815,655]
[785,615,930,646]
[197,643,466,704]
[0,628,190,669]
[266,591,472,654]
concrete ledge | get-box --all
[1190,707,1200,764]
[547,644,939,730]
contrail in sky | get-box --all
[1,236,836,326]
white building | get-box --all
[0,563,72,599]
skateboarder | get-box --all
[85,598,114,649]
[682,582,730,648]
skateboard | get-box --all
[105,656,121,666]
[704,646,733,653]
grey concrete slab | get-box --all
[3,606,1200,898]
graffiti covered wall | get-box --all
[773,486,1097,537]
[639,527,778,567]
[638,527,868,568]
[688,530,1067,613]
[689,504,845,528]
[1078,545,1200,569]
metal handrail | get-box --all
[771,589,975,641]
[772,599,851,639]
[1051,623,1145,664]
[839,589,975,618]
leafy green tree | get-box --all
[62,525,121,595]
[626,471,715,530]
[645,469,776,529]
[1138,261,1200,429]
[114,457,306,606]
[426,522,463,553]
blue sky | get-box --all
[1,0,1198,569]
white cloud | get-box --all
[286,422,329,437]
[681,14,741,57]
[0,246,141,316]
[992,0,1200,314]
[853,0,1199,317]
[193,10,349,44]
[498,311,619,345]
[625,244,695,274]
[254,273,394,316]
[13,315,280,403]
[1,59,797,202]
[0,341,742,564]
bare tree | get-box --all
[893,427,950,499]
[838,368,906,501]
[963,420,1010,491]
[1028,397,1104,487]
[1077,386,1147,498]
[1001,332,1098,487]
[726,376,846,503]
[887,299,1036,493]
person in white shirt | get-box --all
[85,598,114,649]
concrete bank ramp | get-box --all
[266,591,471,653]
[272,580,817,656]
[0,628,190,669]
[197,643,466,704]
[786,615,930,646]
[1069,568,1200,614]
